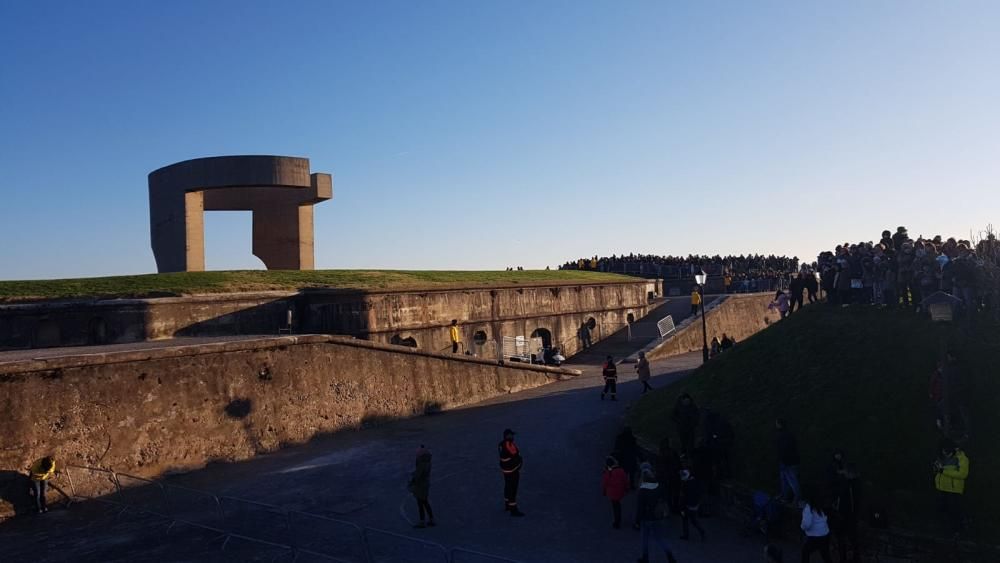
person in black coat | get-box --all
[636,465,678,563]
[775,418,801,503]
[827,450,861,563]
[657,438,683,515]
[804,272,819,304]
[614,426,640,489]
[679,469,707,541]
[789,274,805,313]
[672,393,700,455]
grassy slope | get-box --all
[0,270,633,302]
[630,306,1000,538]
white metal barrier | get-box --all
[656,315,676,338]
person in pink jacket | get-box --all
[601,455,629,529]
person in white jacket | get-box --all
[800,499,833,562]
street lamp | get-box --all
[695,270,709,363]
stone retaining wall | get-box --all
[0,336,575,515]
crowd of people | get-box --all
[815,226,999,312]
[560,253,800,281]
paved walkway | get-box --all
[1,300,791,562]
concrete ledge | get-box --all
[0,335,581,379]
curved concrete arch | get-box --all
[149,155,332,272]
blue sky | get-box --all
[1,1,998,280]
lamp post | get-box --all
[695,270,709,363]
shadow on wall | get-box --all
[0,470,34,517]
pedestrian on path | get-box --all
[636,464,678,563]
[28,456,56,514]
[827,450,861,563]
[579,322,593,349]
[769,290,790,319]
[614,427,640,489]
[672,393,700,455]
[679,469,707,542]
[690,288,702,316]
[601,455,629,529]
[657,438,683,516]
[800,497,834,562]
[601,355,618,401]
[408,445,435,528]
[449,320,461,354]
[635,352,653,393]
[775,418,801,503]
[498,428,525,517]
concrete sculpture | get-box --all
[149,155,332,272]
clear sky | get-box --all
[1,1,998,280]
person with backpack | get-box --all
[679,469,707,542]
[601,455,629,529]
[800,497,834,562]
[601,355,618,401]
[636,464,678,563]
[408,445,435,528]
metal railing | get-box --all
[56,464,519,563]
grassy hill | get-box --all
[0,270,634,302]
[630,305,1000,539]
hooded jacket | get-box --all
[636,482,663,522]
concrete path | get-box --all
[0,300,790,562]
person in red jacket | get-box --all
[601,355,618,401]
[601,455,629,529]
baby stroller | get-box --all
[742,491,783,540]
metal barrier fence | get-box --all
[57,464,519,563]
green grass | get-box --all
[0,269,634,302]
[630,306,1000,539]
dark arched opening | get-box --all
[586,317,597,330]
[626,312,636,324]
[473,330,488,346]
[88,317,108,345]
[530,328,552,348]
[390,334,418,348]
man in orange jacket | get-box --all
[498,428,525,517]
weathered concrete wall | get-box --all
[0,336,573,513]
[0,293,299,350]
[0,281,654,356]
[306,282,653,358]
[646,293,779,359]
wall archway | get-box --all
[390,334,418,348]
[530,328,552,348]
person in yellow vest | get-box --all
[690,287,703,316]
[29,456,56,514]
[449,320,461,354]
[934,440,969,534]
[724,274,732,293]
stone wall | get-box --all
[0,336,574,514]
[306,282,653,358]
[646,293,779,359]
[0,281,653,356]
